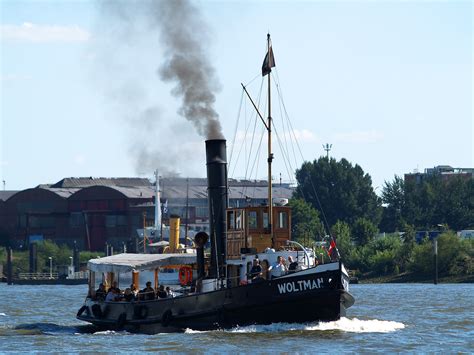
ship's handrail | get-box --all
[68,271,88,279]
[18,272,59,280]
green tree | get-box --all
[351,217,378,246]
[380,175,405,232]
[294,157,382,227]
[331,220,353,261]
[407,232,474,276]
[288,198,325,245]
[403,175,473,230]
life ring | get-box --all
[162,309,173,327]
[117,312,127,329]
[134,305,148,319]
[91,304,103,319]
[76,305,87,317]
[179,266,193,286]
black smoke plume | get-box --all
[92,0,223,176]
[151,0,223,139]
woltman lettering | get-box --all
[277,278,324,294]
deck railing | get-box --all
[18,272,59,280]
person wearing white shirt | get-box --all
[268,256,287,279]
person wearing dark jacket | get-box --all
[140,281,155,300]
[95,283,106,301]
[157,285,168,299]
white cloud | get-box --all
[1,22,90,43]
[333,129,384,143]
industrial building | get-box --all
[404,165,474,184]
[0,177,293,251]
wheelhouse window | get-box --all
[235,210,243,230]
[278,211,288,229]
[248,211,257,229]
[263,212,269,229]
[227,211,235,230]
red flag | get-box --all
[328,239,336,256]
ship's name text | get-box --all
[277,278,324,294]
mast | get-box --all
[267,33,274,247]
[185,177,189,242]
[154,169,162,239]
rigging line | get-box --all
[241,83,268,130]
[230,86,260,179]
[274,82,294,183]
[274,70,332,238]
[228,89,245,170]
[243,111,259,188]
[274,68,300,170]
[248,125,265,190]
[241,106,259,200]
[252,130,264,200]
[242,79,265,183]
[274,77,300,174]
[244,72,262,88]
[272,120,295,186]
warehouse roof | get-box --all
[50,177,152,188]
[0,191,19,201]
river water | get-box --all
[0,283,472,352]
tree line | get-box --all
[0,241,102,276]
[290,157,474,279]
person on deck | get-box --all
[157,285,168,299]
[105,287,119,302]
[140,281,155,301]
[268,256,287,279]
[287,256,299,273]
[123,288,135,302]
[130,284,139,297]
[109,281,121,294]
[94,283,106,301]
[166,286,175,298]
[249,258,264,283]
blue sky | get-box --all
[1,0,472,191]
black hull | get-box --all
[77,264,354,333]
[10,278,88,285]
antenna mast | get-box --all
[323,143,332,159]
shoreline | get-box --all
[358,272,474,284]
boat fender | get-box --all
[117,312,127,329]
[179,266,193,286]
[76,305,87,317]
[162,309,173,327]
[91,304,103,319]
[134,305,148,319]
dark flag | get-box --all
[262,46,275,76]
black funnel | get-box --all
[205,139,228,278]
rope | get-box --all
[228,90,245,170]
[273,69,332,237]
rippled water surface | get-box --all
[0,283,473,352]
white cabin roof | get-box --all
[87,253,196,273]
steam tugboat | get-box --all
[76,35,354,333]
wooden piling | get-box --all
[7,247,13,285]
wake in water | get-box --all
[0,323,99,336]
[185,317,405,334]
